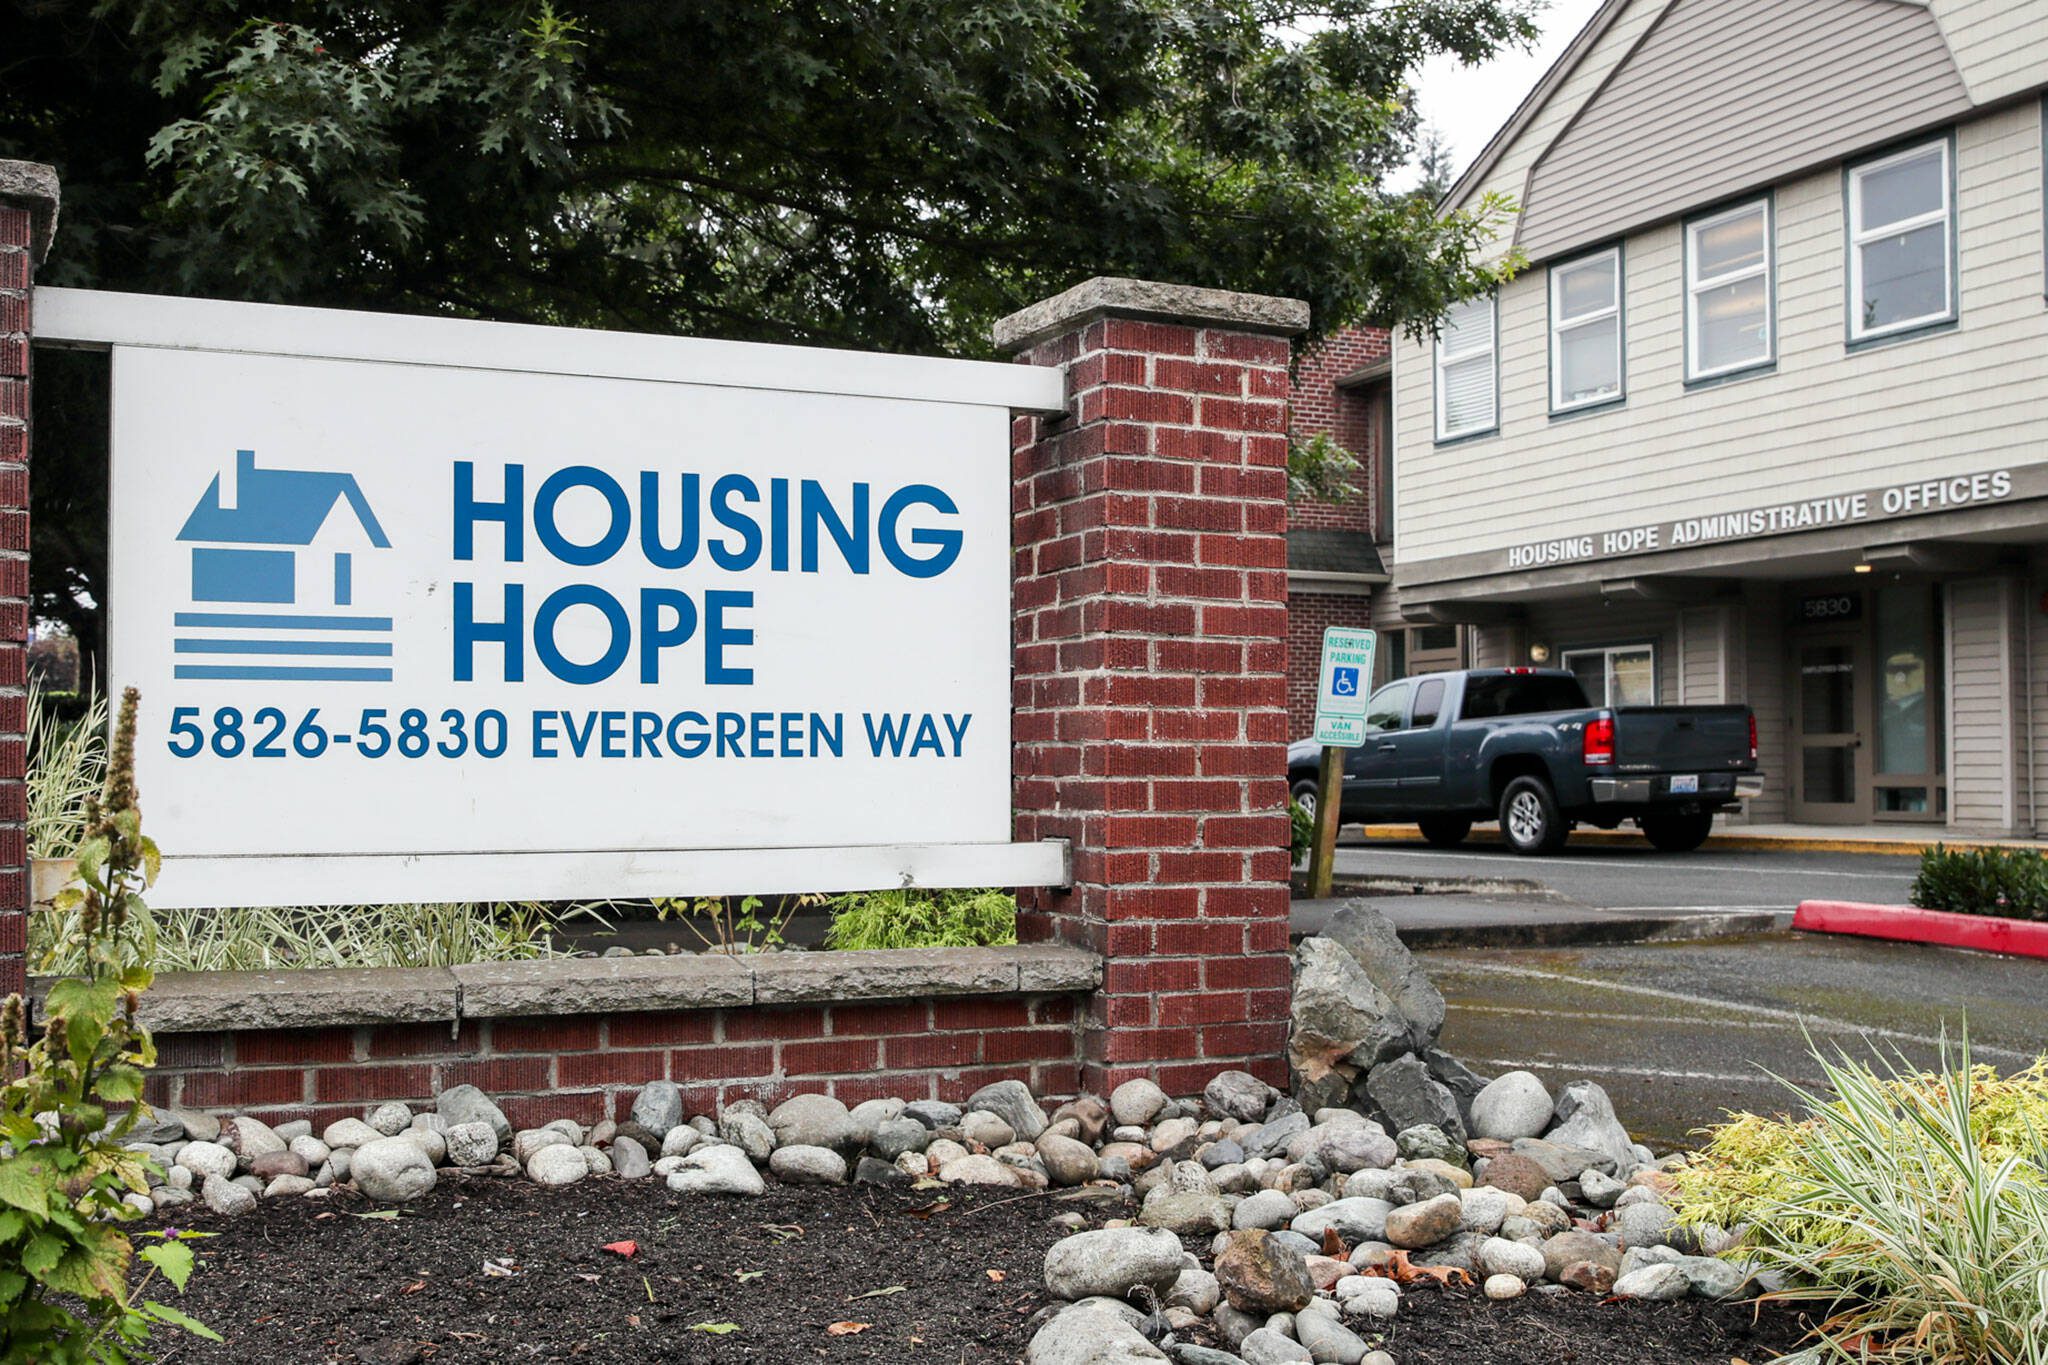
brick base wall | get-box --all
[144,993,1085,1131]
[1286,588,1376,739]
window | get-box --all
[1410,678,1446,729]
[1462,674,1589,718]
[1549,248,1623,412]
[1434,296,1497,440]
[1848,138,1954,341]
[1365,682,1411,732]
[1686,199,1773,379]
[1564,645,1656,707]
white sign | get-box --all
[1313,627,1376,748]
[92,298,1065,908]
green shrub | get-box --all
[1289,797,1314,866]
[0,687,217,1359]
[1909,844,2048,921]
[653,894,821,955]
[1672,1035,2048,1365]
[824,888,1018,951]
[27,680,108,863]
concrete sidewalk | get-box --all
[1357,821,2048,857]
[1291,892,1789,949]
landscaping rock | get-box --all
[1288,1197,1392,1246]
[1166,1267,1221,1315]
[1613,1199,1677,1249]
[322,1118,381,1150]
[1295,1308,1371,1364]
[367,1102,413,1136]
[1613,1263,1690,1301]
[1559,1260,1617,1294]
[666,1143,767,1196]
[1139,1190,1233,1236]
[1026,1304,1170,1364]
[1204,1070,1276,1123]
[436,1085,512,1145]
[870,1117,932,1161]
[168,1109,219,1143]
[660,1126,701,1158]
[1288,938,1409,1091]
[200,1174,255,1217]
[248,1151,308,1181]
[353,1137,438,1202]
[1233,1189,1297,1232]
[1458,1186,1516,1236]
[1546,1082,1635,1174]
[1313,1125,1396,1175]
[1213,1229,1315,1314]
[1509,1137,1611,1185]
[444,1121,499,1167]
[1393,1124,1462,1165]
[513,1129,571,1165]
[1578,1167,1625,1207]
[221,1117,286,1166]
[1470,1071,1553,1142]
[527,1144,589,1188]
[962,1110,1017,1149]
[1239,1328,1313,1365]
[1109,1079,1170,1128]
[1043,1226,1185,1301]
[939,1154,1023,1186]
[903,1099,962,1130]
[769,1145,847,1186]
[1483,1273,1526,1300]
[1676,1255,1753,1299]
[1542,1230,1623,1281]
[611,1136,652,1179]
[1476,1153,1552,1203]
[1478,1236,1545,1282]
[263,1174,314,1199]
[1321,901,1446,1048]
[719,1111,775,1164]
[176,1141,236,1182]
[629,1080,685,1138]
[854,1156,909,1187]
[1383,1193,1462,1249]
[1050,1097,1111,1147]
[288,1135,330,1168]
[966,1080,1047,1141]
[1036,1132,1100,1187]
[769,1094,858,1151]
[1364,1057,1463,1141]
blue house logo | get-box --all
[172,449,395,682]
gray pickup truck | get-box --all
[1287,668,1760,854]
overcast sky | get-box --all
[1392,0,1607,191]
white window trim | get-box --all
[1847,138,1954,342]
[1549,247,1624,413]
[1563,643,1657,707]
[1685,199,1774,380]
[1433,296,1497,441]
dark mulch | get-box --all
[143,1177,1820,1365]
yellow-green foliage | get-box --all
[824,888,1018,951]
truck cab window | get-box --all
[1366,682,1412,732]
[1411,678,1446,728]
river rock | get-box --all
[870,1117,932,1161]
[366,1102,413,1137]
[939,1154,1022,1186]
[1166,1267,1221,1315]
[1478,1236,1546,1281]
[624,1080,683,1137]
[445,1121,499,1166]
[248,1150,307,1181]
[353,1137,437,1202]
[1560,1260,1617,1293]
[1542,1230,1622,1281]
[436,1085,512,1145]
[1364,1057,1464,1142]
[176,1141,236,1181]
[1214,1229,1315,1314]
[612,1136,652,1179]
[1478,1152,1554,1202]
[667,1142,767,1196]
[1383,1193,1462,1249]
[1290,1197,1393,1246]
[264,1174,315,1199]
[962,1110,1017,1149]
[719,1110,775,1164]
[322,1118,381,1150]
[527,1143,589,1188]
[1509,1137,1611,1185]
[903,1099,961,1130]
[1043,1226,1185,1301]
[1109,1079,1170,1128]
[1025,1304,1170,1364]
[221,1117,286,1167]
[1036,1132,1100,1186]
[1613,1262,1690,1301]
[1613,1200,1677,1249]
[1547,1081,1636,1174]
[1470,1071,1553,1141]
[1234,1188,1298,1231]
[513,1128,570,1165]
[1050,1096,1111,1146]
[200,1173,255,1216]
[1484,1273,1526,1300]
[769,1145,848,1186]
[1139,1190,1232,1236]
[1313,1125,1396,1175]
[1239,1328,1313,1365]
[769,1094,858,1151]
[1295,1308,1371,1364]
[1204,1070,1277,1123]
[966,1080,1046,1142]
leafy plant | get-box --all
[1287,433,1366,505]
[1672,1034,2048,1365]
[1909,845,2048,921]
[0,687,218,1359]
[1289,797,1315,866]
[823,888,1018,951]
[26,678,108,863]
[654,895,823,955]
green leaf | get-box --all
[140,1239,194,1292]
[0,1270,25,1303]
[351,1208,400,1220]
[687,1322,740,1334]
[41,1223,131,1301]
[144,1300,222,1341]
[848,1285,907,1300]
[0,1156,53,1220]
[21,1233,62,1278]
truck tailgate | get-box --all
[1611,706,1752,771]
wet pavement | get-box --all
[1420,931,2048,1151]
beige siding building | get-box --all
[1387,0,2048,831]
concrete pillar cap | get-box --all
[993,276,1310,354]
[0,161,60,265]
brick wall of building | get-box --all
[1285,589,1377,740]
[1286,328,1388,536]
[144,992,1086,1132]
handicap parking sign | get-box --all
[1331,666,1358,697]
[1313,627,1376,747]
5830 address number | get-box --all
[166,706,509,760]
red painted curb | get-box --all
[1793,900,2048,960]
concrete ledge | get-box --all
[0,160,61,264]
[131,967,461,1033]
[41,944,1103,1034]
[994,276,1310,353]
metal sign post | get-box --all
[1307,626,1375,899]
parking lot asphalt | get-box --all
[1419,931,2048,1150]
[1331,834,1918,912]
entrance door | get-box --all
[1791,629,1871,823]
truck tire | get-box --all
[1417,816,1473,848]
[1641,809,1714,852]
[1498,776,1568,855]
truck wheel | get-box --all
[1641,810,1715,852]
[1290,780,1321,827]
[1417,816,1472,848]
[1498,776,1568,855]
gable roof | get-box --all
[1516,0,1972,262]
[177,449,391,548]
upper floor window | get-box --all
[1848,138,1954,342]
[1434,296,1497,440]
[1686,199,1773,380]
[1549,247,1623,412]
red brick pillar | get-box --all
[0,163,59,1000]
[999,278,1306,1098]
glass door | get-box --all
[1792,630,1871,823]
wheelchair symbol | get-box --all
[1331,666,1359,697]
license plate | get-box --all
[1669,774,1699,795]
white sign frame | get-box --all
[1312,627,1376,748]
[38,288,1070,908]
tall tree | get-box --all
[4,0,1538,672]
